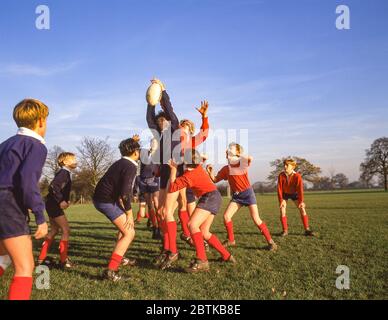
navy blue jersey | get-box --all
[46,169,72,204]
[0,134,47,224]
[93,158,137,211]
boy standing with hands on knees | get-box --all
[277,158,316,237]
[0,99,49,300]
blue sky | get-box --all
[0,0,387,182]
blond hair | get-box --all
[283,158,297,168]
[13,99,49,129]
[180,119,195,135]
[58,152,75,167]
[228,143,244,156]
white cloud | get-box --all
[1,61,80,77]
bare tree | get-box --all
[43,145,64,180]
[267,156,322,185]
[77,137,115,189]
[360,137,388,192]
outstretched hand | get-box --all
[132,134,141,143]
[196,101,209,117]
[206,164,213,174]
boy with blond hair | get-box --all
[277,158,316,237]
[0,99,49,300]
[207,143,277,251]
[38,152,77,269]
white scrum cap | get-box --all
[146,83,163,106]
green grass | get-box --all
[1,191,387,300]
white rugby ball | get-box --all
[146,83,162,106]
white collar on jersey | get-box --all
[17,127,45,144]
[123,156,139,167]
[284,170,297,177]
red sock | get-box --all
[8,276,33,300]
[145,212,150,219]
[281,216,288,232]
[208,234,231,261]
[301,214,309,230]
[178,210,190,237]
[0,267,4,277]
[191,232,207,261]
[136,211,142,222]
[258,222,272,243]
[167,221,178,254]
[224,221,235,242]
[38,237,54,261]
[59,240,69,263]
[108,253,122,271]
[162,221,170,251]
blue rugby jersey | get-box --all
[0,132,48,225]
[146,90,180,164]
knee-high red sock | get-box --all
[145,212,150,219]
[281,216,288,232]
[191,232,207,261]
[8,276,33,300]
[59,240,69,263]
[38,237,54,261]
[258,222,272,243]
[162,221,170,251]
[301,214,309,230]
[108,253,122,271]
[0,267,4,277]
[167,221,178,254]
[207,234,231,261]
[178,210,190,237]
[224,221,235,242]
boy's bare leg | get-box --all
[53,216,73,266]
[223,202,241,246]
[3,236,34,300]
[280,200,288,236]
[38,218,59,264]
[248,205,277,250]
[293,201,315,236]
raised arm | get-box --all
[192,101,210,148]
[146,104,159,132]
[160,91,180,131]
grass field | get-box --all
[1,191,387,300]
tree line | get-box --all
[40,136,388,203]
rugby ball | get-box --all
[146,83,163,106]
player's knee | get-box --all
[201,230,212,241]
[14,261,34,276]
[188,221,199,233]
[223,213,231,222]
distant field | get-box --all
[1,190,387,300]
